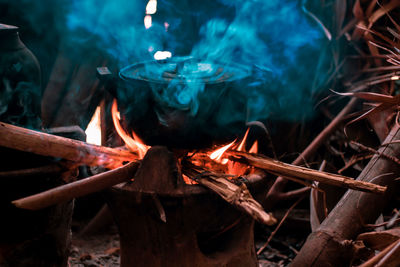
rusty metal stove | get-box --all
[105,146,265,267]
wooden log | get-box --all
[0,122,137,168]
[291,123,400,267]
[12,161,140,210]
[227,150,386,194]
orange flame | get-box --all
[209,140,235,164]
[208,127,258,176]
[85,105,102,146]
[249,140,258,154]
[237,128,249,152]
[111,99,149,159]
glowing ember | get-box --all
[85,105,102,146]
[182,174,197,185]
[111,99,149,159]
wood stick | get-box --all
[0,122,137,168]
[375,240,400,267]
[182,161,277,226]
[0,164,63,178]
[227,150,387,194]
[358,240,400,267]
[12,161,140,210]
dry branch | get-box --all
[265,98,358,205]
[12,161,140,210]
[182,161,277,226]
[0,122,137,168]
[227,150,386,194]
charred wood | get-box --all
[183,161,277,226]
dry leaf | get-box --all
[357,228,400,250]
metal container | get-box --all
[0,23,41,128]
[98,57,255,148]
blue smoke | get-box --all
[2,0,330,138]
[187,0,328,124]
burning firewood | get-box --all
[12,161,140,210]
[182,160,277,226]
[226,150,387,194]
[0,122,137,168]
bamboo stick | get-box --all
[227,150,386,194]
[0,122,137,168]
[12,161,140,210]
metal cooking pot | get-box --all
[97,57,259,148]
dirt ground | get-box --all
[68,225,120,267]
[67,211,305,267]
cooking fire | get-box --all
[1,0,400,266]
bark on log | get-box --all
[12,161,140,210]
[291,123,400,267]
[0,122,136,168]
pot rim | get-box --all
[119,56,252,85]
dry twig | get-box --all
[256,196,304,255]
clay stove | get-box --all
[105,146,266,267]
